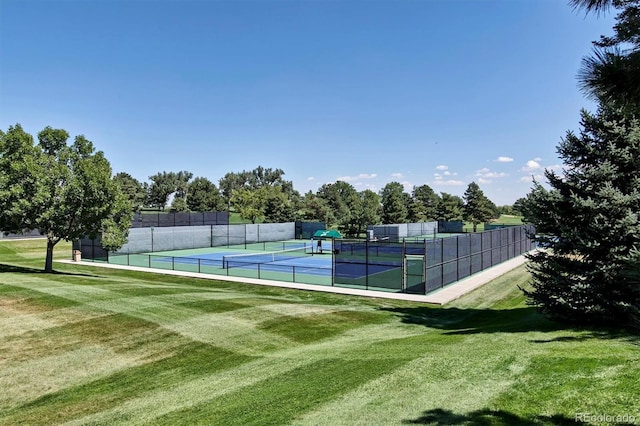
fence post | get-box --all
[365,239,369,290]
[490,230,493,266]
[440,238,444,288]
[331,243,335,286]
[480,232,484,270]
[469,234,472,276]
[401,240,406,292]
[456,236,460,282]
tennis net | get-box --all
[222,246,313,269]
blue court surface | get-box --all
[142,240,407,280]
[148,248,334,277]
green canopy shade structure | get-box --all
[313,229,342,239]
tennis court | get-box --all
[108,240,335,286]
[76,222,536,296]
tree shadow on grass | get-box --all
[402,408,586,425]
[0,263,101,278]
[381,304,559,334]
[380,305,637,342]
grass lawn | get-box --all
[492,215,525,226]
[0,239,637,425]
[464,215,524,232]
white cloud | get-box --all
[433,179,465,186]
[435,168,459,181]
[519,174,544,183]
[391,172,404,179]
[436,165,448,171]
[307,176,315,181]
[478,178,491,184]
[476,168,507,179]
[495,156,514,163]
[485,172,507,178]
[521,160,542,172]
[336,173,378,182]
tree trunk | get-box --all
[45,238,57,273]
[473,222,477,232]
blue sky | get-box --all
[0,0,615,205]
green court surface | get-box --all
[107,241,333,287]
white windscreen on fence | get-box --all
[367,222,437,240]
[113,223,297,253]
[407,222,437,237]
[113,226,213,254]
[254,222,295,242]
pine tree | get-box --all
[572,0,640,115]
[462,182,494,232]
[524,107,640,327]
[435,193,464,222]
[380,182,409,224]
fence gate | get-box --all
[404,255,426,294]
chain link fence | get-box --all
[333,225,535,295]
[131,211,229,227]
[74,222,321,258]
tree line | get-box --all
[0,124,517,270]
[114,166,514,235]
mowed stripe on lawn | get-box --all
[1,271,417,424]
[1,240,638,425]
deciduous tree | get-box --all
[317,181,360,236]
[231,186,268,224]
[187,177,225,212]
[148,171,178,210]
[0,124,131,272]
[299,191,334,225]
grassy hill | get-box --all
[0,239,637,425]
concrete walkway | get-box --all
[58,254,530,305]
